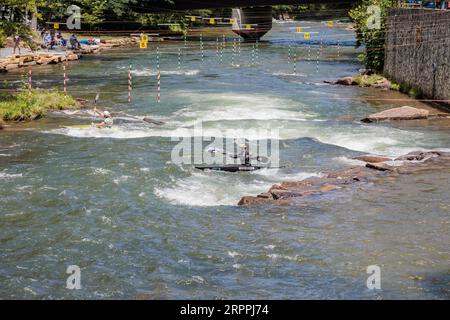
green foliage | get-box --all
[353,73,386,86]
[349,0,396,72]
[390,82,400,91]
[0,89,78,121]
[137,12,187,31]
[0,30,7,48]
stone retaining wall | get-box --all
[384,8,450,102]
[0,37,139,73]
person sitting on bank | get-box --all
[69,34,81,50]
[94,110,114,128]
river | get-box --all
[0,21,449,299]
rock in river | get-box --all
[238,151,450,206]
[362,106,430,123]
[353,155,392,163]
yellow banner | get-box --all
[54,23,59,30]
[209,18,215,25]
[304,32,311,39]
[191,16,196,22]
[327,21,334,27]
[296,27,302,33]
[141,34,149,42]
[245,24,251,30]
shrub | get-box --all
[0,90,79,121]
[349,0,396,72]
[0,30,6,48]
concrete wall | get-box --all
[384,8,450,101]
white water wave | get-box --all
[0,172,23,179]
[131,69,199,77]
[154,169,318,207]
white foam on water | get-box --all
[272,72,307,77]
[171,92,317,123]
[113,175,129,185]
[0,172,23,179]
[228,251,241,258]
[91,167,113,175]
[306,124,422,157]
[252,168,321,182]
[154,169,319,207]
[46,126,162,139]
[44,119,431,159]
[333,156,366,167]
[131,69,199,77]
[266,254,301,262]
[154,170,268,206]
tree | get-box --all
[349,0,396,72]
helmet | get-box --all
[103,111,111,117]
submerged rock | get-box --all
[365,162,395,172]
[395,151,443,162]
[325,76,356,86]
[353,155,392,163]
[362,106,430,123]
[336,76,356,86]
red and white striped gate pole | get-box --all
[28,66,32,97]
[156,46,161,103]
[128,65,132,102]
[63,56,67,97]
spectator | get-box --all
[44,32,52,50]
[13,34,21,54]
[69,34,81,50]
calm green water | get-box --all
[0,22,449,299]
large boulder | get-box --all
[362,106,430,123]
[395,151,442,162]
[335,76,355,86]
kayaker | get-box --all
[94,110,114,128]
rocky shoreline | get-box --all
[0,37,139,73]
[238,151,450,206]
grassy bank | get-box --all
[353,73,423,98]
[0,89,79,122]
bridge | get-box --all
[135,1,356,40]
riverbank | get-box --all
[326,73,450,114]
[0,36,140,73]
[0,89,79,124]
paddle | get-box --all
[91,93,164,126]
[91,93,100,126]
[110,111,165,126]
